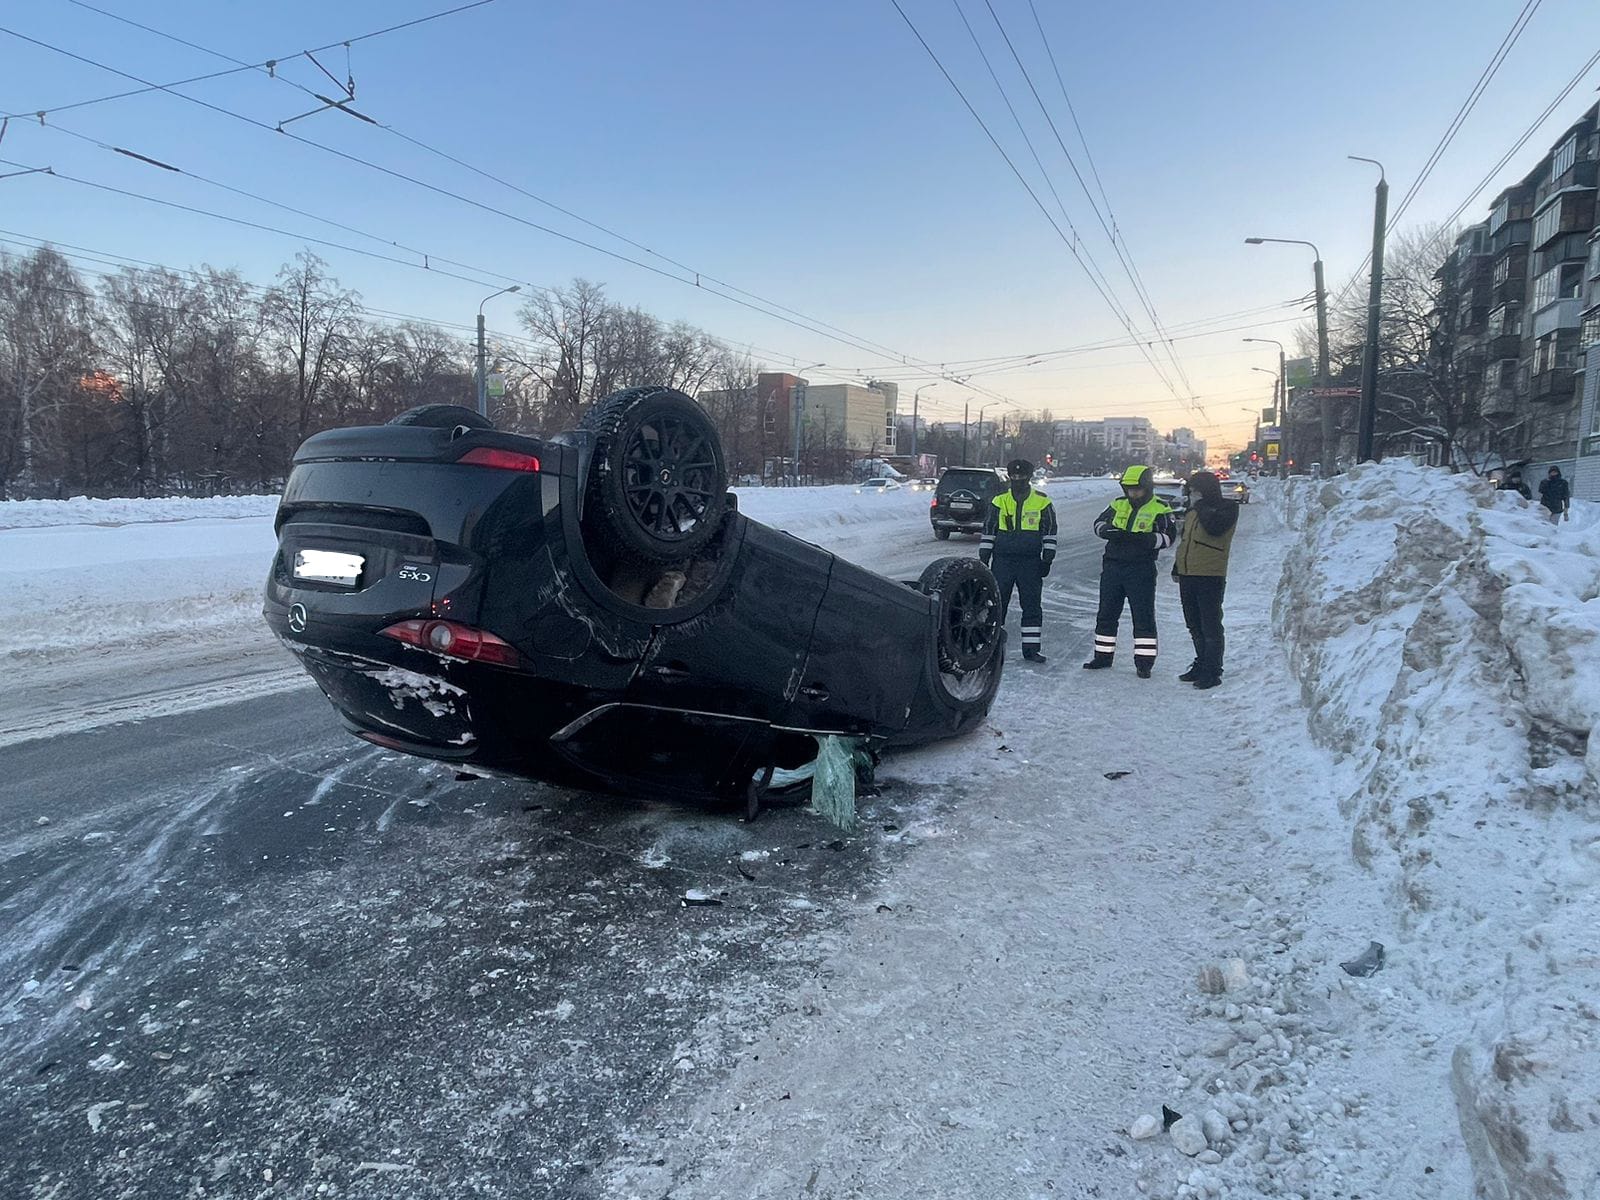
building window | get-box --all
[1493,256,1511,285]
[883,411,896,451]
[1583,306,1600,350]
[1552,135,1577,183]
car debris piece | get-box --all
[1104,770,1132,780]
[1340,940,1386,977]
[1161,1105,1183,1130]
[681,890,723,907]
[263,387,1005,808]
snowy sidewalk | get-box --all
[605,502,1474,1200]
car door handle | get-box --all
[650,664,690,682]
[799,683,829,701]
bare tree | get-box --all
[262,252,359,453]
[0,247,96,497]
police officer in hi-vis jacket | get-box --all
[1084,465,1176,678]
[978,459,1057,663]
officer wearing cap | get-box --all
[1085,465,1177,678]
[978,459,1056,663]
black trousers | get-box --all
[1094,559,1157,666]
[1178,575,1226,677]
[991,556,1044,654]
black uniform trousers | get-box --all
[991,556,1044,654]
[1178,574,1226,678]
[1093,559,1157,668]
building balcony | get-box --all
[1482,386,1519,420]
[1490,276,1526,305]
[1533,296,1583,337]
[1535,159,1598,208]
[1491,220,1531,253]
[1529,367,1578,403]
[1487,332,1523,359]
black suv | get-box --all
[263,387,1006,809]
[929,467,1006,539]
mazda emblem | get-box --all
[287,603,307,634]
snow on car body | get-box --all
[263,387,1004,803]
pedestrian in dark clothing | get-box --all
[1498,469,1532,500]
[1538,466,1571,524]
[1085,465,1177,678]
[1173,471,1238,690]
[979,459,1057,663]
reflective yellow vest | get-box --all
[992,488,1052,531]
[1108,495,1171,533]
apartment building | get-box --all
[1449,103,1598,475]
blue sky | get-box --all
[1,0,1596,452]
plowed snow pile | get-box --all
[1277,461,1600,1198]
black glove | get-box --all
[1039,557,1053,577]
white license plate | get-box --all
[950,501,974,512]
[294,548,364,585]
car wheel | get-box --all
[918,556,1001,674]
[581,386,729,564]
[387,404,494,431]
[933,528,951,540]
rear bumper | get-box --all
[931,514,985,533]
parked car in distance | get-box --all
[1151,475,1187,513]
[856,477,902,494]
[908,477,938,492]
[1220,476,1250,504]
[929,466,1007,539]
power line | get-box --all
[885,0,1200,422]
[10,11,926,372]
[979,0,1198,403]
[1440,48,1600,230]
[0,1,499,120]
[1330,0,1545,307]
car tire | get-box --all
[387,404,494,431]
[581,386,729,564]
[917,556,1001,674]
[933,528,951,540]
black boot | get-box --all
[1022,649,1047,664]
[1193,674,1221,690]
[1178,660,1201,682]
[1082,654,1113,670]
[1136,664,1152,679]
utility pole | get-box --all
[962,400,970,467]
[1313,255,1333,465]
[791,363,825,485]
[1245,237,1333,470]
[912,382,937,461]
[1351,157,1388,463]
[475,285,521,418]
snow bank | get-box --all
[1274,460,1600,1198]
[0,494,279,529]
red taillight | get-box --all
[380,619,520,666]
[929,498,938,509]
[457,447,541,472]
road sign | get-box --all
[1259,425,1280,441]
[1308,387,1361,397]
[487,372,506,398]
[1265,442,1281,459]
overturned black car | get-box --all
[263,386,1005,809]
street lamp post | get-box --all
[975,403,996,465]
[476,285,522,418]
[1245,236,1332,466]
[912,382,937,462]
[1349,157,1389,463]
[1244,337,1288,477]
[791,363,825,485]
